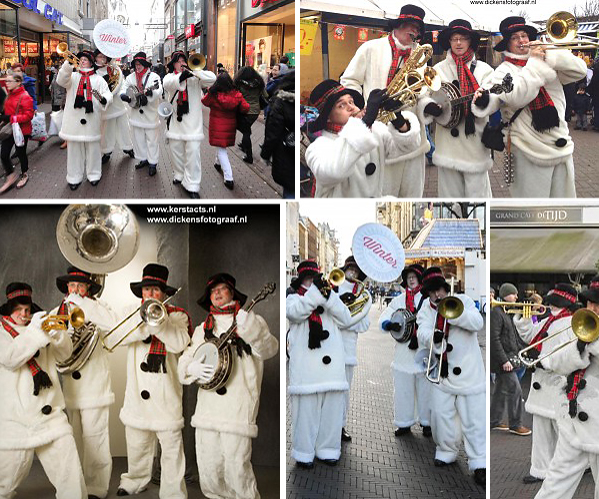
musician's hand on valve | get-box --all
[187,354,215,382]
[120,94,131,103]
[502,360,514,372]
[472,88,489,108]
[423,102,443,117]
[66,293,83,307]
[529,41,546,60]
[433,329,445,344]
[313,274,331,299]
[362,88,387,128]
[179,70,193,82]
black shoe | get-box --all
[69,182,81,191]
[89,496,102,499]
[224,180,234,190]
[185,189,200,199]
[135,160,149,169]
[422,425,432,437]
[214,163,222,173]
[295,461,314,470]
[116,489,129,496]
[101,153,111,164]
[90,179,100,187]
[523,474,543,484]
[123,149,135,158]
[148,165,157,176]
[341,428,352,442]
[474,468,486,486]
[173,178,182,185]
[321,459,338,466]
[242,155,253,164]
[434,459,452,467]
[395,426,411,436]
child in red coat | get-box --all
[201,73,249,190]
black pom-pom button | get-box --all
[80,119,87,125]
[177,117,182,122]
[315,306,324,314]
[216,387,227,395]
[555,138,567,148]
[322,356,331,365]
[451,128,459,137]
[72,371,81,380]
[41,405,52,415]
[579,411,589,422]
[533,382,541,390]
[321,330,329,340]
[453,367,461,375]
[141,390,150,399]
[140,362,148,372]
[365,163,376,176]
[139,109,144,114]
[446,343,453,352]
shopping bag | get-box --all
[48,110,63,136]
[12,122,24,147]
[30,111,48,142]
[0,122,12,141]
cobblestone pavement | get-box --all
[490,371,595,499]
[424,122,598,198]
[0,104,282,199]
[286,305,487,499]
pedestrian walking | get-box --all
[234,66,267,164]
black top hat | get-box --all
[290,260,321,290]
[56,266,101,296]
[438,19,481,52]
[308,80,364,132]
[76,50,97,69]
[196,273,248,311]
[544,283,578,310]
[388,4,426,36]
[93,48,112,63]
[401,264,425,289]
[341,256,367,282]
[494,16,538,52]
[420,266,451,297]
[580,276,599,305]
[0,282,42,316]
[167,51,188,73]
[130,263,178,298]
[132,52,152,68]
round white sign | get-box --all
[93,19,131,58]
[352,223,404,283]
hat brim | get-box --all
[56,275,101,296]
[493,26,538,52]
[438,27,481,51]
[310,88,365,132]
[130,280,178,298]
[388,18,425,38]
[543,293,575,309]
[401,268,423,288]
[133,59,152,68]
[290,269,320,289]
[197,287,248,311]
[421,278,451,297]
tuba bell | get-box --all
[188,53,206,70]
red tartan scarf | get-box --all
[75,69,95,113]
[387,34,412,86]
[325,122,344,134]
[406,285,422,348]
[567,368,587,417]
[296,286,329,349]
[135,67,148,91]
[505,56,559,131]
[1,315,53,395]
[431,301,451,377]
[530,308,572,353]
[142,298,168,373]
[174,70,190,117]
[451,49,478,118]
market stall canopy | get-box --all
[491,228,599,273]
[405,219,483,259]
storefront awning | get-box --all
[491,228,599,273]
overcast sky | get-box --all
[125,0,155,48]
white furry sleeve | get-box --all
[375,111,422,165]
[236,310,278,360]
[545,49,587,85]
[56,60,73,90]
[149,311,190,354]
[286,285,327,323]
[447,295,483,332]
[542,337,590,376]
[325,290,354,329]
[0,325,49,370]
[163,73,181,96]
[513,314,538,344]
[494,58,557,109]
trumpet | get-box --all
[57,42,80,67]
[41,307,86,332]
[518,308,599,367]
[521,11,599,50]
[317,268,345,298]
[102,287,181,352]
[491,299,547,318]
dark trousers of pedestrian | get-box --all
[490,369,523,430]
[1,135,29,175]
[240,113,258,160]
[594,102,599,129]
[575,112,588,129]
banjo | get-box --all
[192,282,276,391]
[430,73,513,129]
[388,308,417,343]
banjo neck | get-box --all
[449,73,513,107]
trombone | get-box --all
[518,308,599,367]
[522,11,599,50]
[102,287,181,352]
[426,278,464,383]
[57,42,80,67]
[491,299,547,318]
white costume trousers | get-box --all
[101,114,133,154]
[67,406,111,498]
[509,148,576,198]
[534,432,595,499]
[530,415,559,479]
[169,139,202,192]
[393,370,432,428]
[132,126,160,165]
[0,434,86,499]
[215,147,234,181]
[342,365,355,427]
[290,391,346,462]
[66,140,102,183]
[195,429,258,499]
[438,168,492,198]
[431,388,486,470]
[382,155,425,198]
[119,426,186,499]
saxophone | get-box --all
[377,44,440,124]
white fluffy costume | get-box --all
[417,293,485,471]
[163,65,216,194]
[178,303,278,499]
[50,288,117,499]
[116,298,191,498]
[474,49,586,197]
[340,35,430,196]
[96,64,133,155]
[379,290,432,431]
[418,51,494,197]
[287,279,353,463]
[0,307,86,499]
[121,69,163,166]
[57,60,112,185]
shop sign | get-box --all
[20,41,26,53]
[333,25,345,41]
[490,207,584,226]
[185,24,195,38]
[300,19,317,56]
[167,34,174,39]
[43,39,59,52]
[3,40,16,53]
[27,42,38,55]
[10,0,64,25]
[405,248,465,258]
[432,30,438,43]
[358,28,368,43]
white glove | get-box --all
[187,354,215,382]
[29,311,46,330]
[66,293,84,307]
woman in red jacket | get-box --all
[0,73,34,193]
[201,72,249,190]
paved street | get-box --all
[0,104,282,199]
[424,123,597,198]
[286,304,486,499]
[490,371,595,499]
